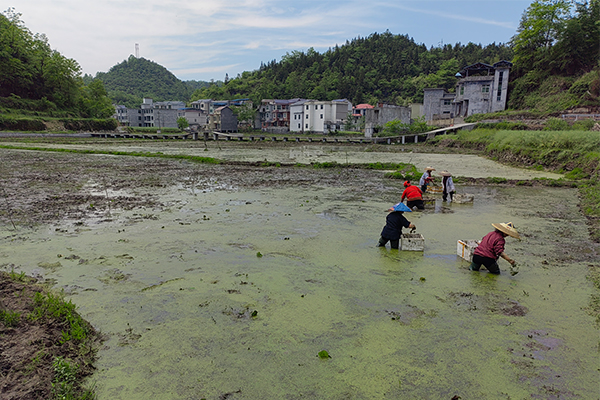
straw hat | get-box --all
[440,170,452,177]
[492,222,520,239]
[424,166,436,171]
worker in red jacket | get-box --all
[470,222,519,274]
[401,181,424,210]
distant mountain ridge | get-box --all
[94,56,208,108]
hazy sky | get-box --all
[7,0,532,82]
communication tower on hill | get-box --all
[135,43,139,58]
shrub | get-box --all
[572,119,596,131]
[0,115,46,131]
[544,117,570,131]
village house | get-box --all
[180,108,209,131]
[258,99,301,133]
[289,99,352,134]
[113,98,182,128]
[363,103,411,137]
[207,105,238,133]
[423,61,512,124]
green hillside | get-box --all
[191,32,513,106]
[0,9,116,131]
[190,0,599,115]
[95,56,193,108]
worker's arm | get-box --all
[499,252,516,265]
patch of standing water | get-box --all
[1,141,564,180]
[1,184,596,399]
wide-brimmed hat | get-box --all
[492,222,520,239]
[440,170,452,177]
[424,166,436,171]
[388,202,412,212]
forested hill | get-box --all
[95,56,193,107]
[191,31,513,106]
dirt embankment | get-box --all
[0,273,100,400]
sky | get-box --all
[5,0,533,82]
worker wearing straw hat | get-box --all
[440,170,455,202]
[469,222,519,274]
[419,167,435,193]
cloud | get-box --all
[381,2,518,30]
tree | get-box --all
[0,8,82,110]
[177,116,189,131]
[231,104,255,130]
[79,79,114,118]
[511,0,572,74]
[550,0,600,74]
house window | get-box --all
[443,100,451,106]
[305,124,308,129]
[306,114,309,119]
[460,86,464,95]
[306,105,309,110]
[298,123,301,128]
[482,85,490,93]
[497,71,504,100]
[315,105,318,110]
[320,105,323,109]
[320,114,323,119]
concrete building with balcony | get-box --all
[258,99,300,133]
[424,61,512,124]
[289,99,352,134]
[113,98,183,128]
[208,106,238,133]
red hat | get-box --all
[403,181,410,187]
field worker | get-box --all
[440,170,456,202]
[378,202,416,249]
[419,167,435,193]
[401,180,424,210]
[470,222,519,274]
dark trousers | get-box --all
[420,185,427,193]
[378,236,399,249]
[443,191,455,202]
[407,199,424,210]
[469,254,500,274]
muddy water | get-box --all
[2,176,597,399]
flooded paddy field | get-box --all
[0,146,597,399]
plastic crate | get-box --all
[453,193,474,204]
[457,239,480,261]
[401,233,425,251]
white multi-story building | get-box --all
[289,99,352,133]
